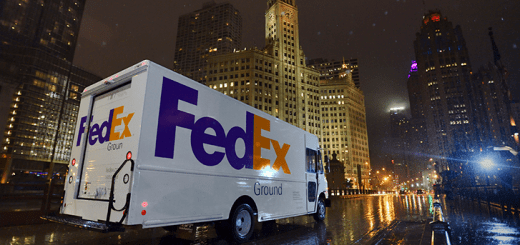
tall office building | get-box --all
[207,0,321,135]
[471,28,518,150]
[0,0,101,182]
[389,108,410,182]
[413,11,476,168]
[307,58,360,88]
[406,60,429,180]
[472,62,517,149]
[319,68,370,189]
[0,0,83,62]
[173,1,242,84]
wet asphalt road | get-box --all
[2,194,520,244]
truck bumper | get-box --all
[41,214,124,232]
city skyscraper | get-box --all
[406,60,429,180]
[471,28,518,151]
[206,0,371,188]
[389,108,410,182]
[0,0,101,182]
[472,62,517,150]
[413,10,475,168]
[173,1,242,84]
[319,68,370,189]
[307,58,360,88]
[206,0,321,135]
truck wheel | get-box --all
[313,198,326,221]
[162,225,178,232]
[230,204,254,243]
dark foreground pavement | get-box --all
[3,194,518,244]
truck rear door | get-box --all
[77,82,140,221]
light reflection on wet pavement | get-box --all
[442,196,520,244]
[1,194,519,244]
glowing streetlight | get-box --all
[480,159,494,170]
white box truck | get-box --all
[44,60,329,242]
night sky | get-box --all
[74,0,520,169]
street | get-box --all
[2,194,520,244]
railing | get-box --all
[0,180,64,226]
[429,199,452,245]
[328,188,379,196]
[453,186,520,213]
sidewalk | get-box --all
[375,220,432,245]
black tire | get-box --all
[230,203,255,243]
[162,225,178,232]
[313,198,326,221]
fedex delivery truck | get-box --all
[44,60,329,242]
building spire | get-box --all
[488,27,501,67]
[267,0,296,9]
[339,57,350,78]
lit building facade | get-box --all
[0,0,101,182]
[319,71,370,189]
[308,58,360,88]
[173,1,242,84]
[207,0,321,135]
[413,11,476,168]
[206,0,371,189]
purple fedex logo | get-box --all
[76,106,134,146]
[155,77,291,174]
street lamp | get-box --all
[480,158,494,170]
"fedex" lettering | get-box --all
[154,77,291,174]
[76,106,134,146]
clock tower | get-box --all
[206,0,320,137]
[265,0,301,66]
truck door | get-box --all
[305,148,318,212]
[77,83,137,222]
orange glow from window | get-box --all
[431,14,440,22]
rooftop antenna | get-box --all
[488,27,501,67]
